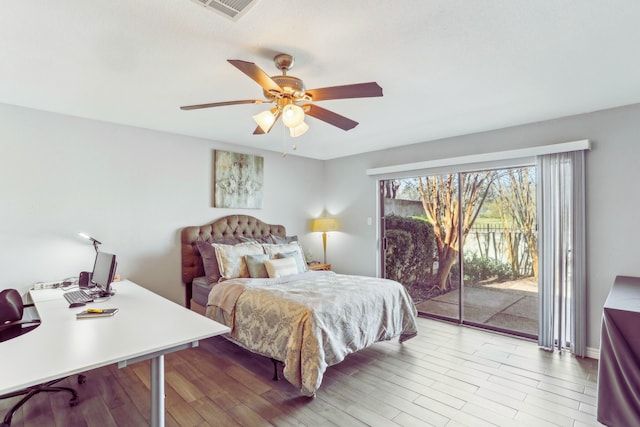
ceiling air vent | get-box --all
[190,0,259,21]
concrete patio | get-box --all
[415,277,538,336]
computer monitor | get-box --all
[91,251,117,297]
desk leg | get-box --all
[151,355,165,427]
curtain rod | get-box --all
[366,139,591,176]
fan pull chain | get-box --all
[282,121,288,157]
[280,120,299,156]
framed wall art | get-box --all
[213,150,264,209]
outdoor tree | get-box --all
[384,180,400,199]
[417,172,497,291]
[395,180,420,200]
[492,167,538,278]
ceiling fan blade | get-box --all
[180,99,263,110]
[253,110,282,135]
[228,60,283,94]
[305,82,383,102]
[303,104,359,131]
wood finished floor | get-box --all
[1,317,603,427]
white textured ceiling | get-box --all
[2,1,640,160]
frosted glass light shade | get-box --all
[253,109,276,133]
[282,104,305,128]
[289,121,309,137]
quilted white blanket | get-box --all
[206,270,417,396]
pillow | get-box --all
[195,238,246,283]
[213,242,264,279]
[244,253,269,278]
[276,251,306,274]
[264,257,298,278]
[238,235,274,244]
[270,234,298,244]
[195,241,221,284]
[263,242,307,272]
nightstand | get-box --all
[307,263,331,271]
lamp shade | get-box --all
[78,232,101,245]
[289,121,309,137]
[253,109,277,133]
[78,232,102,252]
[310,218,339,233]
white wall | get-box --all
[325,102,640,351]
[4,100,640,351]
[0,103,325,304]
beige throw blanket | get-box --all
[206,271,418,396]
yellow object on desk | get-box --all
[76,308,119,319]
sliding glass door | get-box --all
[381,166,538,338]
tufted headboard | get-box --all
[180,215,286,307]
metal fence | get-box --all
[467,223,535,276]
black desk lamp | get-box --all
[78,232,101,253]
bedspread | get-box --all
[205,271,417,396]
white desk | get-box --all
[0,280,230,427]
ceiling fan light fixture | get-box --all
[289,121,309,137]
[180,54,383,139]
[253,108,276,132]
[282,104,305,128]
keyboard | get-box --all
[63,290,94,305]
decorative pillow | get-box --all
[263,242,307,272]
[244,253,269,278]
[195,241,221,284]
[276,251,306,273]
[270,234,298,244]
[264,257,298,278]
[213,242,264,279]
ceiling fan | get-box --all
[180,53,383,137]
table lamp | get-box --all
[310,218,339,264]
[78,232,101,253]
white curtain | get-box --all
[537,150,586,356]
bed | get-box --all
[181,215,417,396]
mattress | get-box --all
[192,277,213,307]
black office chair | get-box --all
[0,289,86,427]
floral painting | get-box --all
[213,150,264,209]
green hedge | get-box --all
[384,215,435,286]
[463,252,516,283]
